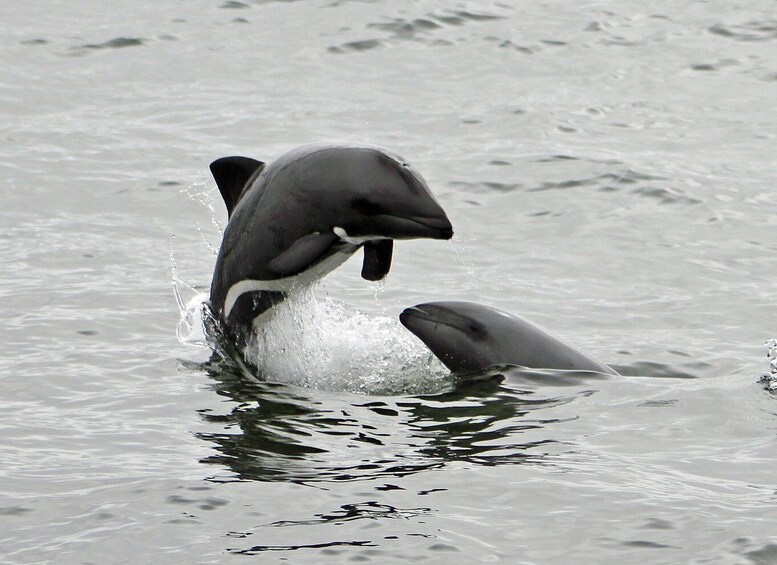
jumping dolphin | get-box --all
[400,301,618,376]
[209,143,453,345]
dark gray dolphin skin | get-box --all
[400,301,619,376]
[209,143,453,345]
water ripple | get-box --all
[329,7,506,52]
[708,21,777,42]
[193,364,585,484]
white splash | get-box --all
[763,338,777,391]
[171,257,211,348]
[173,277,450,395]
[171,178,224,348]
[244,289,450,395]
[768,339,777,374]
[176,292,212,348]
[759,339,777,391]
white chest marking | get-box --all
[223,249,353,319]
[223,228,390,320]
[333,226,387,246]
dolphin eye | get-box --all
[353,198,388,216]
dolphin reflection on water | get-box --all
[188,352,583,484]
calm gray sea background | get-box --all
[2,1,777,563]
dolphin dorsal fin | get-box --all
[210,156,265,218]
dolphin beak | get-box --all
[408,215,454,240]
[400,304,471,334]
[374,214,453,240]
[399,305,436,328]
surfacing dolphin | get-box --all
[400,301,619,376]
[209,143,453,345]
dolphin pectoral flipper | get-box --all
[361,240,393,281]
[268,231,340,277]
[210,156,266,218]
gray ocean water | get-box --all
[3,1,777,562]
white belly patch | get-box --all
[223,249,353,319]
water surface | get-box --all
[2,0,777,562]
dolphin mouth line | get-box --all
[402,306,432,319]
[400,305,456,330]
[371,214,453,240]
[401,215,454,239]
[333,214,453,243]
